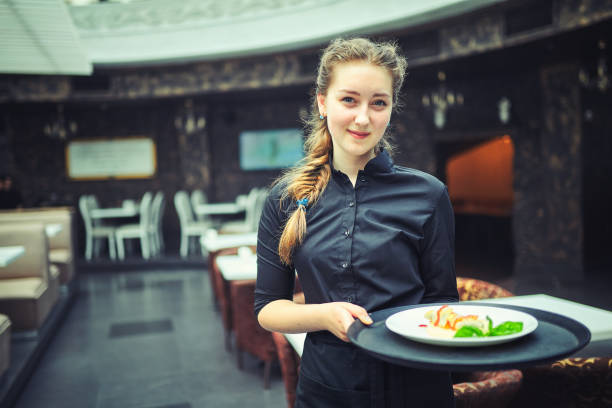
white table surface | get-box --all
[200,232,257,253]
[215,253,257,281]
[91,206,139,219]
[472,294,612,342]
[195,202,245,216]
[0,245,25,267]
[45,223,63,237]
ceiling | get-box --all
[0,0,505,76]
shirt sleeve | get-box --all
[254,187,295,317]
[419,187,459,303]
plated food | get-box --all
[385,305,538,347]
[423,305,524,338]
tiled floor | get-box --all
[10,258,612,408]
[12,266,287,408]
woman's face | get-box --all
[317,60,393,164]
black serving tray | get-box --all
[347,302,591,372]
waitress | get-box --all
[255,37,458,407]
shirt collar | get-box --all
[329,149,394,181]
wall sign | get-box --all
[66,138,157,180]
[239,128,304,170]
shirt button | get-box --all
[349,201,354,207]
[341,262,348,269]
[344,230,350,237]
[346,296,354,303]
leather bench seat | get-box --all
[0,207,75,285]
[0,223,60,332]
[0,314,10,379]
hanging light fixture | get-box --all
[43,104,77,140]
[579,40,609,93]
[421,71,464,129]
[174,99,206,134]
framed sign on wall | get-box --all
[239,128,304,170]
[66,137,157,180]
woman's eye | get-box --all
[373,100,388,107]
[341,96,355,103]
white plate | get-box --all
[385,305,538,347]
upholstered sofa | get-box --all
[0,223,60,331]
[0,207,76,286]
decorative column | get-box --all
[175,100,212,192]
[513,63,584,281]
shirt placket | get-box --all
[338,173,363,304]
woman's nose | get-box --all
[354,105,369,127]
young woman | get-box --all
[255,37,458,407]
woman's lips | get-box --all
[348,129,369,139]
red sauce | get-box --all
[418,324,427,327]
[434,305,448,326]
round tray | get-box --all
[347,302,591,372]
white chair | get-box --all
[191,189,210,223]
[220,187,267,234]
[79,195,117,260]
[175,190,210,258]
[149,191,166,256]
[115,192,153,260]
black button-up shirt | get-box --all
[255,150,458,317]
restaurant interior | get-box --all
[1,0,611,407]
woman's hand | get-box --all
[324,302,373,342]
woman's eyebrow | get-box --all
[338,89,391,98]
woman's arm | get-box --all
[258,299,372,342]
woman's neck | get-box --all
[332,150,375,187]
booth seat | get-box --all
[0,223,60,331]
[0,314,10,379]
[0,207,76,285]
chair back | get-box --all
[191,189,207,207]
[78,195,93,232]
[456,277,513,300]
[242,188,262,232]
[272,332,300,408]
[174,190,195,227]
[250,188,268,232]
[151,191,165,230]
[138,192,153,230]
[191,189,210,223]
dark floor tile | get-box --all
[109,319,174,338]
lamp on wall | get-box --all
[579,40,609,93]
[422,71,464,129]
[43,104,77,140]
[174,99,206,134]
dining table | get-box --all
[215,250,257,281]
[0,245,25,267]
[90,201,139,219]
[200,232,258,253]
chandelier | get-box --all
[43,104,77,140]
[421,71,464,129]
[174,99,206,135]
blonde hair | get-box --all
[276,37,408,264]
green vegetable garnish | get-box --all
[453,316,523,338]
[489,321,523,336]
[454,326,485,337]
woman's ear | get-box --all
[316,93,326,117]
